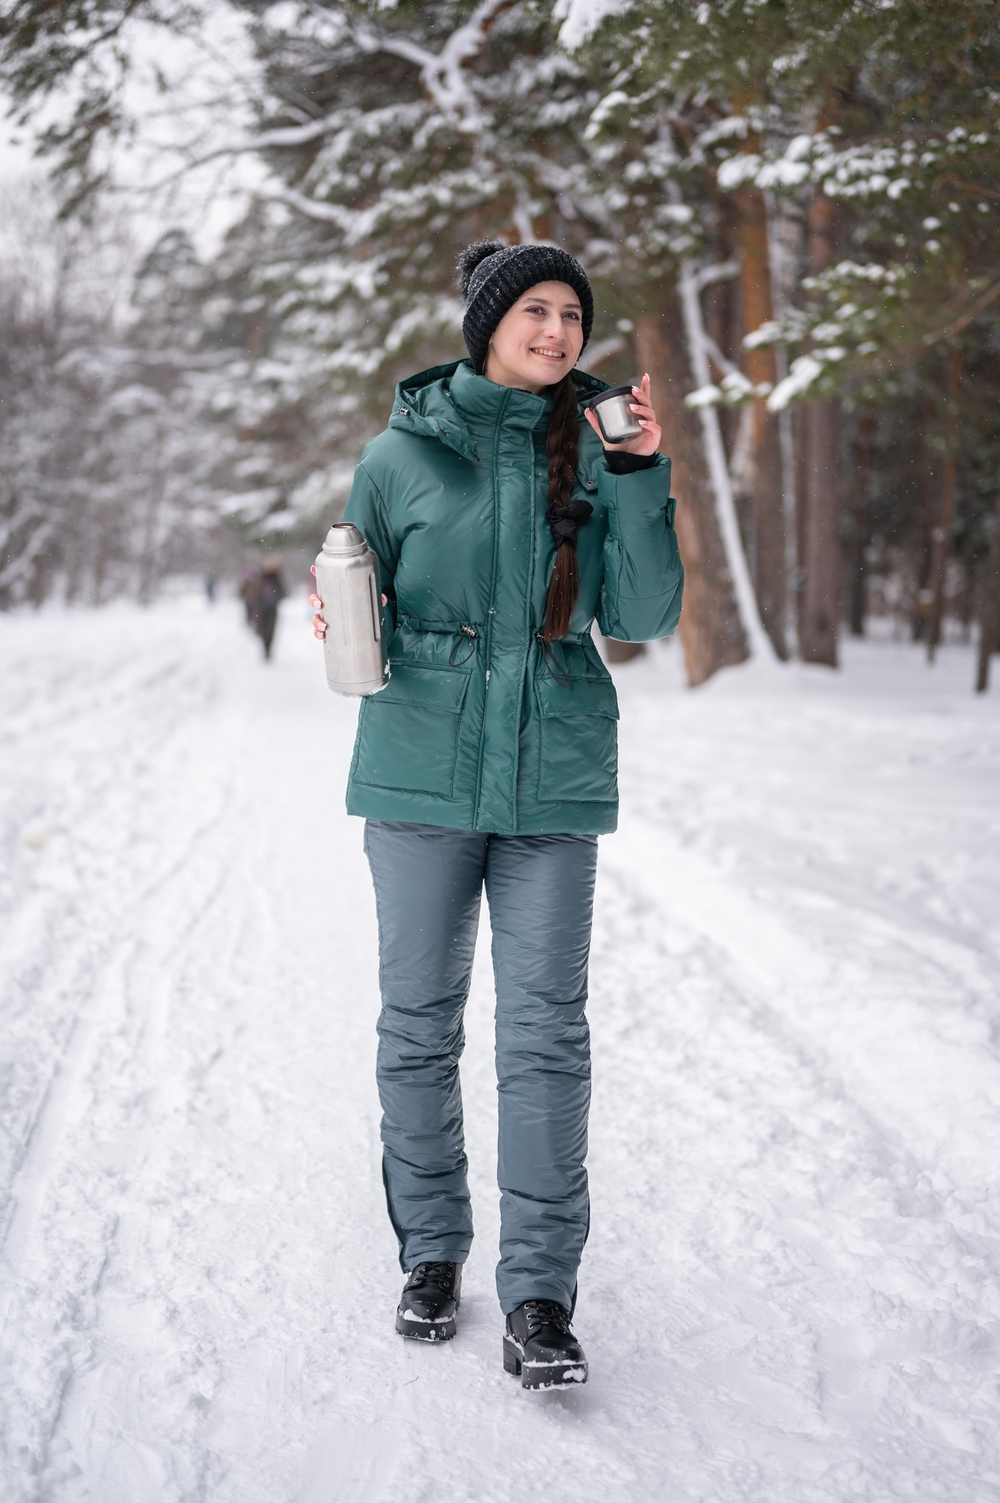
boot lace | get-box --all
[519,1299,571,1336]
[409,1261,455,1291]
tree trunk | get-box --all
[798,188,841,667]
[956,562,975,644]
[848,409,876,637]
[927,346,963,663]
[912,389,938,641]
[975,475,1000,693]
[792,404,808,641]
[799,398,841,664]
[734,171,787,658]
[29,548,48,609]
[635,293,748,687]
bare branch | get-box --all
[700,331,739,378]
[934,173,1000,204]
[920,271,1000,348]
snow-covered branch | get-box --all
[694,258,739,292]
[577,335,627,371]
[349,0,521,129]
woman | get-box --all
[309,241,683,1389]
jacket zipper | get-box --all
[472,387,509,825]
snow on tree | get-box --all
[2,0,997,685]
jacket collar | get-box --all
[387,358,610,465]
[388,360,478,461]
[450,359,551,433]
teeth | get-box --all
[532,348,564,358]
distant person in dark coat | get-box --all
[251,557,287,661]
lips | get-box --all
[530,347,566,360]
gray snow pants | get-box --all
[363,819,598,1315]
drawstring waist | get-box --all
[534,631,583,686]
[396,613,481,666]
[397,613,481,636]
[395,613,590,678]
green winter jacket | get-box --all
[342,358,683,836]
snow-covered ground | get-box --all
[1,593,998,1503]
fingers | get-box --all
[382,593,388,604]
[630,373,656,427]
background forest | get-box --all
[1,0,998,689]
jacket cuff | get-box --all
[604,450,658,474]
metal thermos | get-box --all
[584,385,644,445]
[314,523,389,695]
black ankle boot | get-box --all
[503,1299,588,1389]
[395,1261,462,1341]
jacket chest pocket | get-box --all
[354,663,471,797]
[534,671,620,804]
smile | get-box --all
[530,347,566,359]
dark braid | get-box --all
[542,375,592,642]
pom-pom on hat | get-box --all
[457,239,594,374]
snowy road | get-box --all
[1,595,998,1503]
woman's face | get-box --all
[483,281,585,393]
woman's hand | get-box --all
[309,564,387,641]
[584,372,661,457]
[309,564,327,640]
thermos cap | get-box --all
[584,385,635,411]
[322,522,368,556]
[584,385,642,444]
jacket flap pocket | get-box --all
[536,673,619,720]
[574,457,600,493]
[378,663,471,712]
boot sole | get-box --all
[395,1310,457,1341]
[502,1335,588,1389]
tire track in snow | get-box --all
[0,943,137,1329]
[0,643,233,1209]
[585,851,1000,1501]
[0,609,257,1497]
[0,654,191,751]
[39,830,258,1503]
[605,815,1000,1190]
[1,620,390,1502]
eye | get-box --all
[524,305,546,315]
[564,311,581,321]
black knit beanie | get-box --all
[458,240,594,374]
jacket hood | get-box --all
[387,359,611,464]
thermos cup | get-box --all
[313,523,389,695]
[584,385,644,445]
